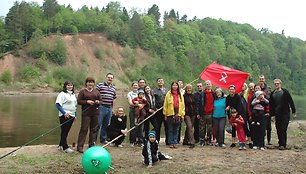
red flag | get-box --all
[199,63,249,92]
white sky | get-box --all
[1,0,305,40]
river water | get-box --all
[0,93,305,148]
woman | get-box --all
[127,81,141,147]
[163,81,185,148]
[144,85,158,139]
[212,88,226,148]
[55,80,77,153]
[183,84,196,148]
[107,107,127,147]
[76,77,101,153]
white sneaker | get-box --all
[256,122,260,125]
[57,146,63,151]
[117,144,123,148]
[109,143,115,147]
[253,146,258,150]
[251,121,255,125]
[64,148,74,153]
[260,147,265,151]
[221,144,226,148]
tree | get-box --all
[42,0,60,33]
[147,4,160,25]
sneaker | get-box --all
[251,121,255,125]
[230,143,236,148]
[109,143,115,147]
[57,146,63,151]
[260,147,265,151]
[164,154,173,160]
[248,143,253,149]
[239,146,243,150]
[189,144,195,149]
[253,146,258,150]
[77,148,84,153]
[279,146,286,150]
[199,140,205,146]
[243,146,247,150]
[130,143,135,147]
[256,122,260,125]
[117,144,124,148]
[101,140,108,144]
[64,148,74,153]
[221,144,226,148]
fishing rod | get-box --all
[102,78,200,148]
[0,117,75,160]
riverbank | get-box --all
[0,121,305,174]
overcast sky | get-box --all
[1,0,305,40]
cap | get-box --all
[138,89,144,94]
[255,91,263,98]
[148,131,156,137]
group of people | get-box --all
[54,73,296,166]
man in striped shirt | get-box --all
[96,73,117,144]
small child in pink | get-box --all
[229,108,246,150]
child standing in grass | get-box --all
[229,108,246,150]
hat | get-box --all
[215,88,223,93]
[138,89,144,94]
[255,91,263,98]
[148,131,156,137]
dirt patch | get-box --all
[0,121,305,173]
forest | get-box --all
[0,0,305,94]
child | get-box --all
[229,108,246,150]
[251,91,269,126]
[132,89,148,123]
[142,131,172,168]
[106,107,128,147]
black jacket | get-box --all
[270,88,295,116]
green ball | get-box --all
[82,146,112,174]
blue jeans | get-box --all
[98,105,112,143]
[167,122,180,145]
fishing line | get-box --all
[0,117,74,159]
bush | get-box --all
[48,38,67,65]
[94,47,105,59]
[0,70,12,84]
[19,65,40,82]
[36,53,48,71]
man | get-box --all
[153,78,168,144]
[225,84,242,147]
[258,74,272,145]
[96,73,117,144]
[193,82,203,143]
[196,80,214,146]
[138,79,146,90]
[270,79,296,150]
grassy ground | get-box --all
[0,121,305,174]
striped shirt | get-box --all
[96,82,116,107]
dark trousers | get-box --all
[183,115,195,145]
[77,114,98,150]
[213,117,226,145]
[107,132,125,145]
[266,116,272,143]
[156,109,168,144]
[194,117,199,142]
[275,114,290,147]
[252,110,266,148]
[59,116,74,150]
[144,113,158,139]
[129,107,136,143]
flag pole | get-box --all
[102,77,200,148]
